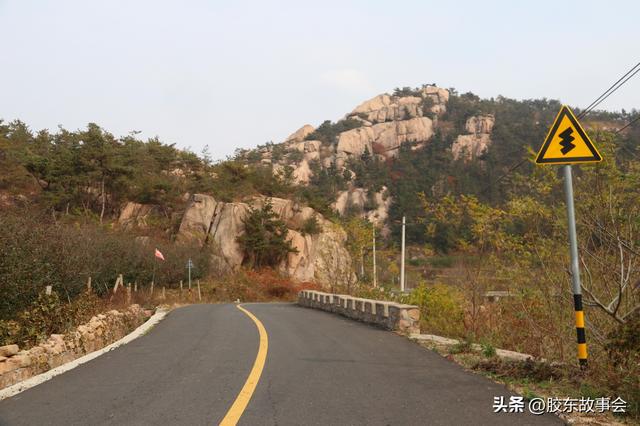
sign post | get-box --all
[187,259,193,292]
[562,165,587,368]
[372,224,377,288]
[400,216,406,293]
[535,105,602,369]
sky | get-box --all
[1,0,638,160]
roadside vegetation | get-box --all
[0,265,317,349]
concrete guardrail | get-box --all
[298,290,420,334]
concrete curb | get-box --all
[0,307,169,401]
[409,333,534,362]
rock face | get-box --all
[118,202,160,230]
[452,114,495,160]
[177,194,355,287]
[350,95,423,124]
[333,187,392,235]
[208,203,251,274]
[176,194,217,242]
[252,86,450,179]
[422,86,450,114]
[292,159,312,184]
[238,85,505,239]
[465,114,495,134]
[336,117,434,160]
[348,86,449,124]
[285,124,315,143]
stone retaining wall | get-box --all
[0,304,150,390]
[298,290,420,334]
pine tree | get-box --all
[237,199,297,268]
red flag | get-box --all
[154,248,165,261]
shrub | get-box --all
[300,215,321,236]
[286,150,304,163]
[0,288,109,347]
[450,339,473,354]
[304,119,361,145]
[237,199,297,269]
[0,208,209,321]
[393,86,421,97]
[203,269,321,302]
[406,283,465,337]
[481,342,497,358]
[606,311,640,367]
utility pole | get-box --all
[400,215,406,292]
[372,224,377,288]
[563,165,587,368]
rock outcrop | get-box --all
[292,159,312,184]
[347,86,449,124]
[349,95,423,124]
[332,187,392,235]
[285,124,315,143]
[252,86,450,178]
[175,194,217,241]
[465,114,495,134]
[118,202,160,230]
[451,114,495,161]
[177,194,355,287]
[422,86,450,114]
[336,117,434,161]
[237,85,499,240]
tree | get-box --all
[237,199,297,269]
[343,217,372,283]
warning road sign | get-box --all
[535,105,602,165]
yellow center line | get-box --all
[219,304,269,426]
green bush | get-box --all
[300,215,321,236]
[286,150,304,163]
[406,283,465,337]
[237,199,297,268]
[481,342,497,358]
[304,119,361,145]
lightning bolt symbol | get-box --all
[559,127,575,155]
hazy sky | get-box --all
[1,1,638,160]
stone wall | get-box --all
[298,290,420,334]
[0,305,149,390]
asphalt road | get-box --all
[0,303,562,425]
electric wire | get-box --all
[476,61,640,196]
[577,61,640,118]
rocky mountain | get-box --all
[241,85,497,235]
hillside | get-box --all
[236,85,638,245]
[1,85,638,298]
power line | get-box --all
[577,61,640,118]
[615,114,640,134]
[613,114,640,159]
[476,61,640,196]
[581,66,640,117]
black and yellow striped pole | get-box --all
[563,165,588,368]
[535,106,599,368]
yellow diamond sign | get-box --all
[535,105,602,165]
